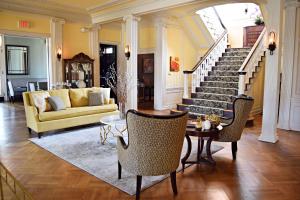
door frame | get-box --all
[0,30,51,100]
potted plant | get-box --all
[254,15,264,26]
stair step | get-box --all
[191,93,236,102]
[216,60,244,66]
[223,51,250,57]
[205,76,239,82]
[219,56,246,61]
[225,48,251,52]
[209,70,239,76]
[183,98,232,110]
[196,87,238,96]
[178,104,224,116]
[200,81,238,88]
[212,66,241,71]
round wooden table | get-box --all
[181,126,219,171]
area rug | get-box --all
[29,126,223,195]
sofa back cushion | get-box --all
[49,89,71,108]
[29,91,52,113]
[69,88,93,107]
[92,87,111,104]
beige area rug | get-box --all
[30,126,223,195]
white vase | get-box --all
[203,120,211,130]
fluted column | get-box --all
[89,25,101,87]
[50,18,65,88]
[123,15,140,110]
[154,19,168,110]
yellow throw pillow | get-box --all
[29,91,52,113]
[49,89,71,108]
[69,88,92,107]
[92,87,111,104]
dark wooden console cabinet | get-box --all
[63,53,94,88]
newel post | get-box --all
[183,72,189,99]
[238,71,246,95]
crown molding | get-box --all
[91,0,200,24]
[87,0,131,13]
[0,0,91,23]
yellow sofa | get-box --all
[23,88,119,138]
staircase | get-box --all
[178,47,251,118]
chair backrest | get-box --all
[219,96,254,142]
[7,80,14,97]
[125,110,188,176]
[28,82,36,91]
[38,82,48,90]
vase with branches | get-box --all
[104,64,136,119]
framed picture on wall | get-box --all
[143,58,154,73]
[170,56,180,72]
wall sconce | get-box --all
[268,31,276,55]
[57,47,62,61]
[124,45,130,60]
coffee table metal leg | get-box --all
[197,137,204,162]
[181,135,192,172]
[206,137,216,165]
[100,125,112,145]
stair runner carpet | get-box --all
[177,48,251,118]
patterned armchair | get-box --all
[117,110,188,200]
[218,95,254,159]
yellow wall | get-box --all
[166,25,198,89]
[246,57,265,115]
[63,23,90,58]
[139,26,156,49]
[0,11,50,34]
[99,24,121,43]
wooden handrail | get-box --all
[239,27,266,72]
[183,30,227,74]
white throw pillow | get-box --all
[100,88,111,104]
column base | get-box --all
[258,133,278,143]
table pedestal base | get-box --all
[181,135,216,172]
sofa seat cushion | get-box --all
[38,104,118,122]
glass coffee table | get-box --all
[99,114,126,144]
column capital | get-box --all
[50,17,65,24]
[123,15,141,22]
[285,0,300,7]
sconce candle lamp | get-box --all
[57,47,62,61]
[268,31,276,55]
[0,36,2,47]
[124,45,130,60]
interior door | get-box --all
[100,43,117,99]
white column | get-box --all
[259,0,283,143]
[278,1,298,130]
[154,20,167,110]
[50,18,65,88]
[238,71,246,95]
[89,25,101,87]
[183,73,189,99]
[0,34,6,99]
[123,15,139,110]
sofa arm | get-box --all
[24,105,40,128]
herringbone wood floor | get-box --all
[0,103,300,200]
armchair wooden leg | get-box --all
[170,171,178,195]
[28,128,31,135]
[38,133,42,139]
[118,161,122,179]
[232,142,237,160]
[136,175,142,200]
